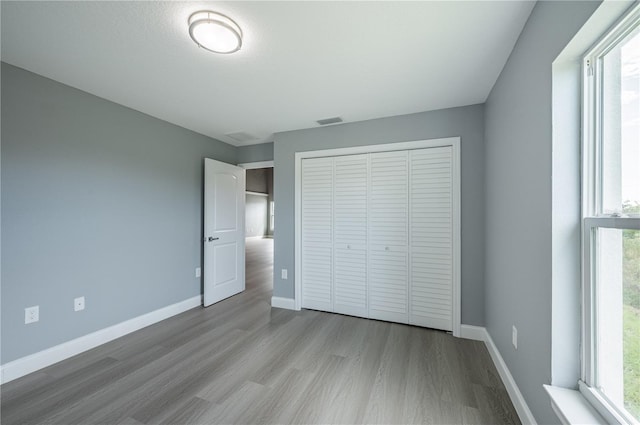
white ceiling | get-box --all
[1,1,535,147]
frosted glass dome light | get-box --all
[188,11,242,54]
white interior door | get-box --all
[204,158,246,307]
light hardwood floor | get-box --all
[1,237,520,425]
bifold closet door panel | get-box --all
[300,145,455,330]
[301,157,333,311]
[409,147,453,331]
[368,151,409,323]
[333,154,368,317]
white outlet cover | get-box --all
[25,306,39,324]
[74,296,85,311]
[195,267,201,278]
[281,269,288,279]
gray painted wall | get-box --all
[246,168,269,194]
[237,143,274,164]
[245,168,273,238]
[273,105,486,326]
[1,63,237,362]
[484,2,600,423]
[245,194,268,238]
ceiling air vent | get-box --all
[316,117,343,126]
[225,131,257,143]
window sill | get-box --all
[544,385,606,425]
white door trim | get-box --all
[294,137,461,337]
[237,160,274,169]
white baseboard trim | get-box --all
[459,325,537,424]
[0,295,201,385]
[459,324,486,341]
[483,329,538,425]
[271,296,295,310]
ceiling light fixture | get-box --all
[188,11,243,54]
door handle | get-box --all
[207,237,219,242]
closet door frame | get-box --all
[294,137,461,337]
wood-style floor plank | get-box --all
[1,238,521,424]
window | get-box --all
[582,5,640,424]
[270,201,275,231]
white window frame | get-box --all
[581,5,640,424]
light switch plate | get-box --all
[195,267,201,278]
[281,269,288,279]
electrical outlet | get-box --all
[512,325,518,350]
[25,306,39,324]
[74,296,85,312]
[281,269,288,280]
[195,267,201,278]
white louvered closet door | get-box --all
[301,157,333,311]
[368,151,409,323]
[333,154,368,317]
[409,147,453,331]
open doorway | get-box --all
[239,162,274,297]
